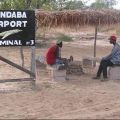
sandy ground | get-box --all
[0,33,120,119]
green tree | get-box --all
[0,0,30,10]
[0,0,11,10]
[0,0,85,10]
[90,0,117,9]
[31,0,55,10]
[12,0,30,10]
[65,0,84,10]
[0,0,56,10]
[51,0,85,10]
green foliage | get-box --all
[0,0,85,10]
[90,0,117,9]
[64,0,84,10]
[0,0,30,10]
[91,2,107,9]
[31,0,56,10]
[0,0,116,11]
[12,0,28,10]
[0,0,11,10]
[51,0,84,10]
[36,30,46,40]
[57,34,73,42]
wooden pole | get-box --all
[20,46,24,67]
[0,78,35,83]
[31,46,36,78]
[93,25,98,67]
[0,56,35,77]
[25,0,36,78]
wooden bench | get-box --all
[108,65,120,80]
[46,64,67,81]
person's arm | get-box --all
[102,54,112,60]
[102,45,119,60]
[54,46,60,59]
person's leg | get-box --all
[56,59,64,64]
[96,59,105,77]
[56,59,66,70]
[63,59,68,68]
[102,60,113,78]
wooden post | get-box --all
[93,25,98,67]
[20,46,24,67]
[25,0,36,79]
[31,15,39,79]
[31,46,36,78]
[0,56,35,77]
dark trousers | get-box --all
[97,59,113,78]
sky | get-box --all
[81,0,120,9]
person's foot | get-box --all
[93,76,100,79]
[101,78,109,82]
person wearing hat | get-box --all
[93,35,120,81]
[45,40,64,65]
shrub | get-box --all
[57,33,73,42]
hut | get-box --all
[36,9,120,63]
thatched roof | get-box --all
[36,9,120,28]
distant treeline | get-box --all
[0,0,117,10]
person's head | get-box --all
[109,35,117,44]
[56,40,63,48]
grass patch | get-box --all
[116,28,120,36]
[57,33,73,42]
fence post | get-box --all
[31,46,36,78]
[93,25,98,67]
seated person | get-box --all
[93,35,120,81]
[45,40,65,66]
